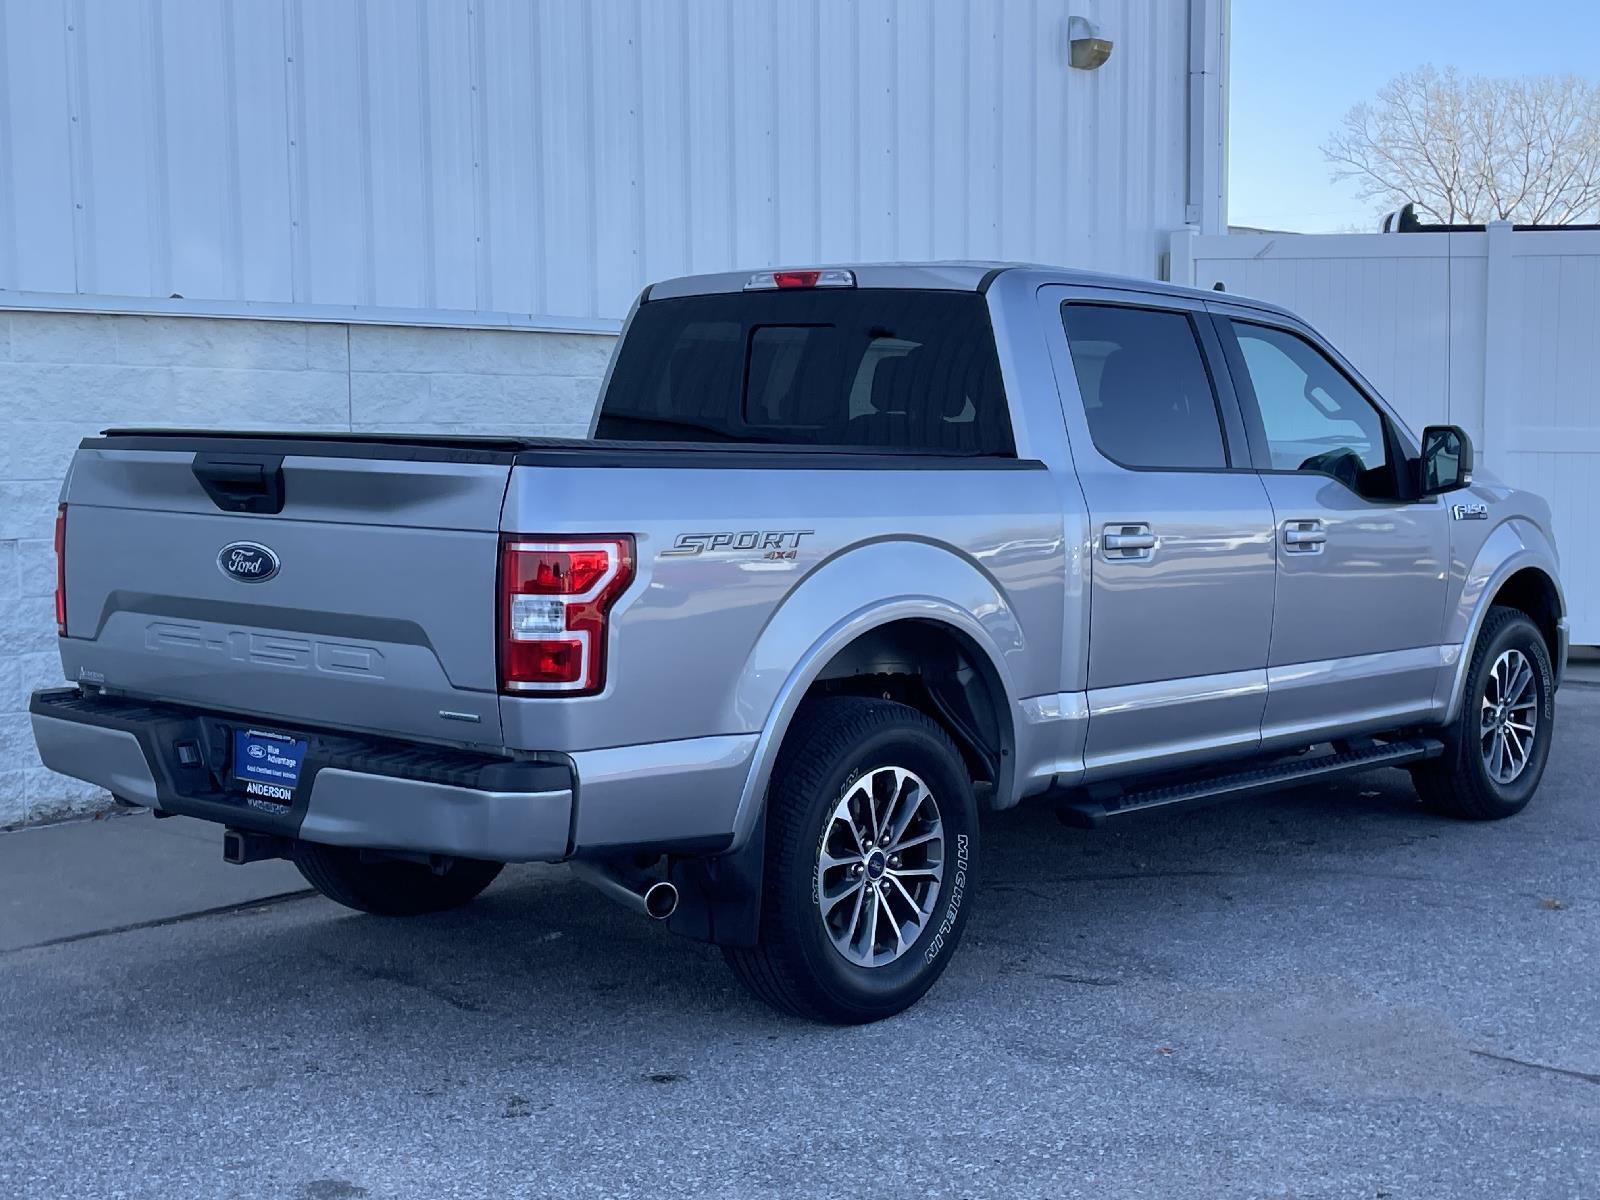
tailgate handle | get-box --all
[192,452,286,515]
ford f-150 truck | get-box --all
[31,263,1567,1023]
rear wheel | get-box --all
[725,697,978,1024]
[1411,606,1555,820]
[292,843,504,916]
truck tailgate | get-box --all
[59,435,517,747]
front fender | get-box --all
[1439,517,1565,720]
[724,540,1027,851]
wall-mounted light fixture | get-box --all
[1067,15,1113,70]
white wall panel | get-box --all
[0,1,76,293]
[419,0,478,312]
[365,2,431,310]
[231,0,296,302]
[71,0,162,297]
[1,0,1201,325]
[295,0,372,304]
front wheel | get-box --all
[1411,606,1556,820]
[724,697,978,1024]
[292,843,504,916]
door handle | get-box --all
[1282,519,1327,552]
[1103,524,1156,559]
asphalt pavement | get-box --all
[2,689,1597,1199]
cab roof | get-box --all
[644,261,1299,321]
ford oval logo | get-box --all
[218,541,280,583]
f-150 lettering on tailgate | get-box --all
[143,621,385,678]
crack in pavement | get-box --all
[313,950,485,1014]
[997,868,1598,905]
[1471,1049,1600,1085]
[2,890,318,956]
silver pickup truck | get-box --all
[31,263,1567,1023]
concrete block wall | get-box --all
[0,310,615,826]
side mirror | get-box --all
[1419,424,1473,495]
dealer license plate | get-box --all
[232,728,308,804]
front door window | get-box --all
[1230,321,1397,499]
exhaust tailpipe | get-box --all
[570,860,678,920]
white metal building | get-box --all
[1,0,1227,318]
[0,0,1229,823]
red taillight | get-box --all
[499,536,634,695]
[54,504,67,636]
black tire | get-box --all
[292,842,504,916]
[724,697,978,1024]
[1411,606,1556,820]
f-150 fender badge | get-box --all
[217,541,281,582]
[1451,502,1489,521]
[662,530,814,559]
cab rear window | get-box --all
[595,290,1015,455]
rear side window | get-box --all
[1060,303,1227,470]
[596,290,1014,454]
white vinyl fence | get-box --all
[1170,224,1600,645]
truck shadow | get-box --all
[100,759,1554,1043]
[83,679,1600,1055]
[11,705,1591,1199]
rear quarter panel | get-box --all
[497,461,1066,753]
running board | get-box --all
[1054,737,1446,829]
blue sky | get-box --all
[1229,0,1600,232]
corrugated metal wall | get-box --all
[0,0,1197,326]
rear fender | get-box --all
[724,541,1024,852]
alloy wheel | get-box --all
[1480,648,1539,784]
[815,766,945,967]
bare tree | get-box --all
[1323,67,1600,225]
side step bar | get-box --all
[1055,737,1445,829]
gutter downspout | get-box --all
[1185,0,1229,235]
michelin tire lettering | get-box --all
[924,833,970,964]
